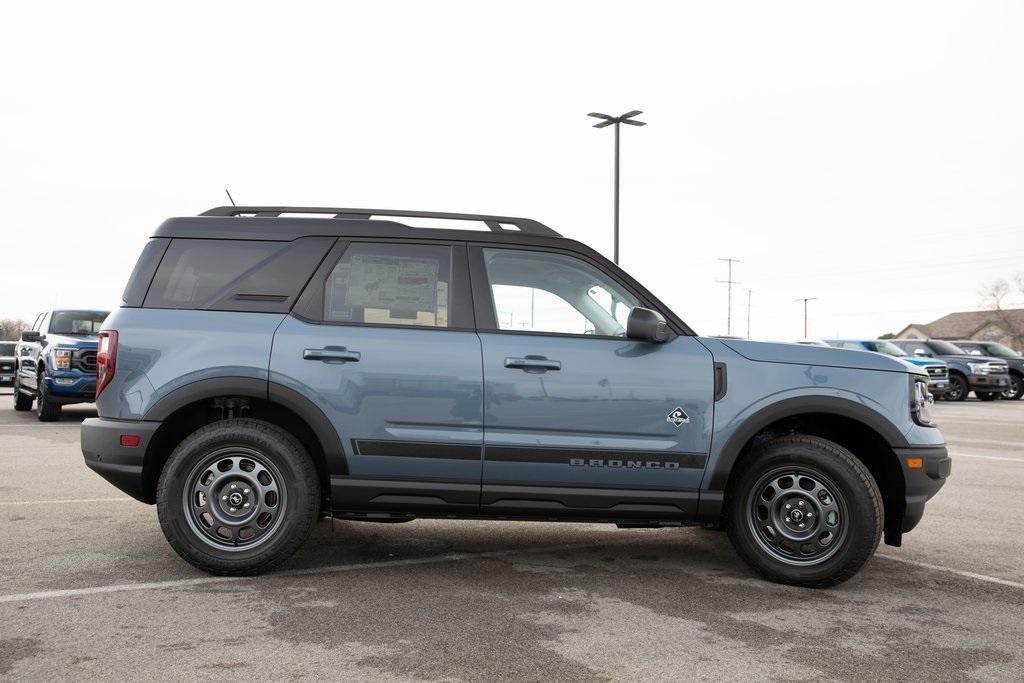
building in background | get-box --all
[896,309,1024,349]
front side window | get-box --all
[325,243,451,328]
[482,248,641,337]
[48,310,108,335]
[928,340,966,355]
[980,342,1020,358]
[900,341,933,356]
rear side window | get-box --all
[324,243,452,327]
[145,240,282,309]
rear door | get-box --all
[270,239,484,515]
[470,246,714,521]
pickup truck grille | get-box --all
[987,363,1008,375]
[73,350,97,373]
[925,366,948,379]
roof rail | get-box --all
[199,206,561,237]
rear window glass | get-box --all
[145,239,282,309]
[324,243,452,327]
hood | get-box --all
[716,339,915,373]
[901,357,947,368]
[45,333,100,349]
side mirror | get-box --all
[626,307,669,343]
[21,330,41,343]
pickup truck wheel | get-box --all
[945,374,968,401]
[1002,374,1023,400]
[157,419,319,575]
[35,381,62,421]
[13,379,33,411]
[726,435,882,588]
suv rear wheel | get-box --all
[13,378,33,411]
[157,419,320,575]
[726,435,882,588]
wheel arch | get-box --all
[709,396,909,545]
[139,377,344,505]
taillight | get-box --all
[96,330,118,398]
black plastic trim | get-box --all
[485,445,707,469]
[352,439,481,460]
[706,395,911,490]
[713,362,727,401]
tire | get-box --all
[726,435,882,588]
[13,378,33,411]
[1003,374,1023,401]
[977,392,1001,401]
[946,374,969,402]
[157,418,320,575]
[35,379,62,421]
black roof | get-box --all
[154,206,575,249]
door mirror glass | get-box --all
[626,307,669,343]
[21,330,41,343]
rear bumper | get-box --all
[894,445,950,534]
[81,417,161,503]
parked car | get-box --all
[81,205,949,587]
[952,340,1023,401]
[14,309,109,420]
[825,339,950,399]
[0,341,17,385]
[890,339,1009,401]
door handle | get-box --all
[303,347,361,363]
[504,356,561,371]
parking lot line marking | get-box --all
[877,554,1024,590]
[0,497,133,507]
[949,451,1024,463]
[0,538,630,605]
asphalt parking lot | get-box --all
[1,390,1022,681]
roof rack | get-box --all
[199,206,561,237]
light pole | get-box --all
[746,289,753,339]
[716,258,741,335]
[588,110,646,264]
[795,297,817,337]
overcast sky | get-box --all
[2,1,1022,340]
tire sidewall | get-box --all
[726,437,882,587]
[157,419,319,574]
[948,375,968,401]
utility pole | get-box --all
[795,297,818,338]
[716,258,741,335]
[745,289,752,339]
[587,110,647,264]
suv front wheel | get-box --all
[726,435,882,588]
[157,419,320,575]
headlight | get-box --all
[54,349,72,370]
[910,376,935,427]
[968,362,989,375]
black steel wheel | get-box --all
[157,419,319,575]
[1002,374,1023,401]
[726,435,882,588]
[946,374,968,401]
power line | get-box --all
[716,258,741,335]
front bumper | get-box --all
[43,374,96,403]
[81,417,161,503]
[926,378,949,396]
[966,374,1010,391]
[894,445,950,535]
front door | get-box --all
[270,240,483,515]
[471,246,715,521]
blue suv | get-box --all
[825,339,950,399]
[14,309,109,420]
[81,206,949,587]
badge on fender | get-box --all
[667,406,690,426]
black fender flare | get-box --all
[706,395,909,490]
[143,376,346,475]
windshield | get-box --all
[0,342,15,356]
[981,342,1021,358]
[863,341,907,357]
[48,310,108,335]
[929,340,966,355]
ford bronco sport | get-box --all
[81,206,950,587]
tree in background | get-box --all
[0,318,29,341]
[878,332,896,339]
[979,274,1024,349]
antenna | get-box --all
[225,188,237,207]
